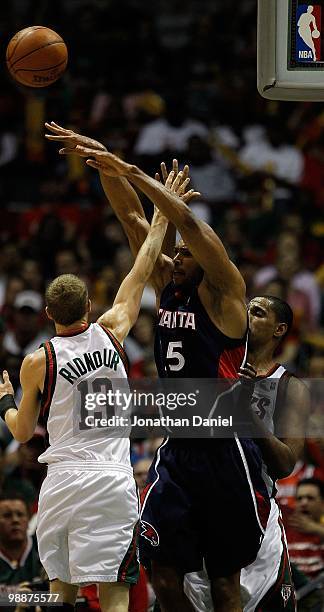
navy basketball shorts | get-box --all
[140,437,271,578]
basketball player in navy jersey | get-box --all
[0,205,170,612]
[184,295,310,612]
[42,139,274,612]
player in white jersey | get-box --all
[0,202,172,612]
[184,295,310,612]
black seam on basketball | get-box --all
[6,27,49,63]
[9,40,65,68]
[13,59,67,74]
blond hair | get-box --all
[46,274,88,326]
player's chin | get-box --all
[173,274,186,286]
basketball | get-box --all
[6,26,68,88]
[312,29,321,38]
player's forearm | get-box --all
[248,412,296,479]
[128,166,192,229]
[162,222,176,259]
[132,212,168,284]
[4,409,31,443]
[99,172,149,257]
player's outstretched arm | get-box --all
[79,149,244,295]
[44,123,187,295]
[0,350,45,443]
[45,121,149,255]
[97,207,168,344]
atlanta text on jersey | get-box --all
[158,309,196,329]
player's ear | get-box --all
[87,299,91,314]
[45,306,53,321]
[274,322,287,339]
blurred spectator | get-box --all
[2,291,49,391]
[254,231,321,328]
[277,440,324,509]
[0,492,42,591]
[129,312,155,378]
[20,260,44,294]
[239,118,304,197]
[2,431,47,510]
[184,135,236,207]
[134,96,208,173]
[54,249,80,277]
[282,478,324,579]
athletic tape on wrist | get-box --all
[0,394,17,421]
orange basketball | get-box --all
[6,26,68,88]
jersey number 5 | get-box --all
[167,341,185,371]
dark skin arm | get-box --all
[44,123,195,298]
[240,369,310,479]
[75,149,247,338]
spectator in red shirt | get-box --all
[283,478,324,579]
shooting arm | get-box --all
[127,166,245,294]
[3,351,44,443]
[97,208,168,343]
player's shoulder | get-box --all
[22,347,46,371]
[285,373,310,402]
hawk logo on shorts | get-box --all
[281,584,293,606]
[140,520,159,546]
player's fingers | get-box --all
[86,159,101,170]
[75,145,101,157]
[238,368,256,380]
[86,159,115,176]
[51,121,70,132]
[165,170,175,189]
[59,147,77,155]
[3,370,9,381]
[182,164,190,179]
[172,171,183,191]
[177,177,190,194]
[155,172,161,182]
[172,158,179,175]
[45,134,71,141]
[182,190,201,203]
[244,362,257,375]
[45,122,69,134]
[160,162,168,183]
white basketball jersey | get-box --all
[251,364,290,495]
[38,323,131,468]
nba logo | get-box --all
[296,4,322,61]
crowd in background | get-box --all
[0,0,322,609]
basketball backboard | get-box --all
[258,0,324,100]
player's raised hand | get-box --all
[83,149,134,177]
[238,363,257,388]
[0,371,14,399]
[155,159,201,203]
[45,121,107,154]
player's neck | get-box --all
[247,345,277,376]
[55,318,88,336]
